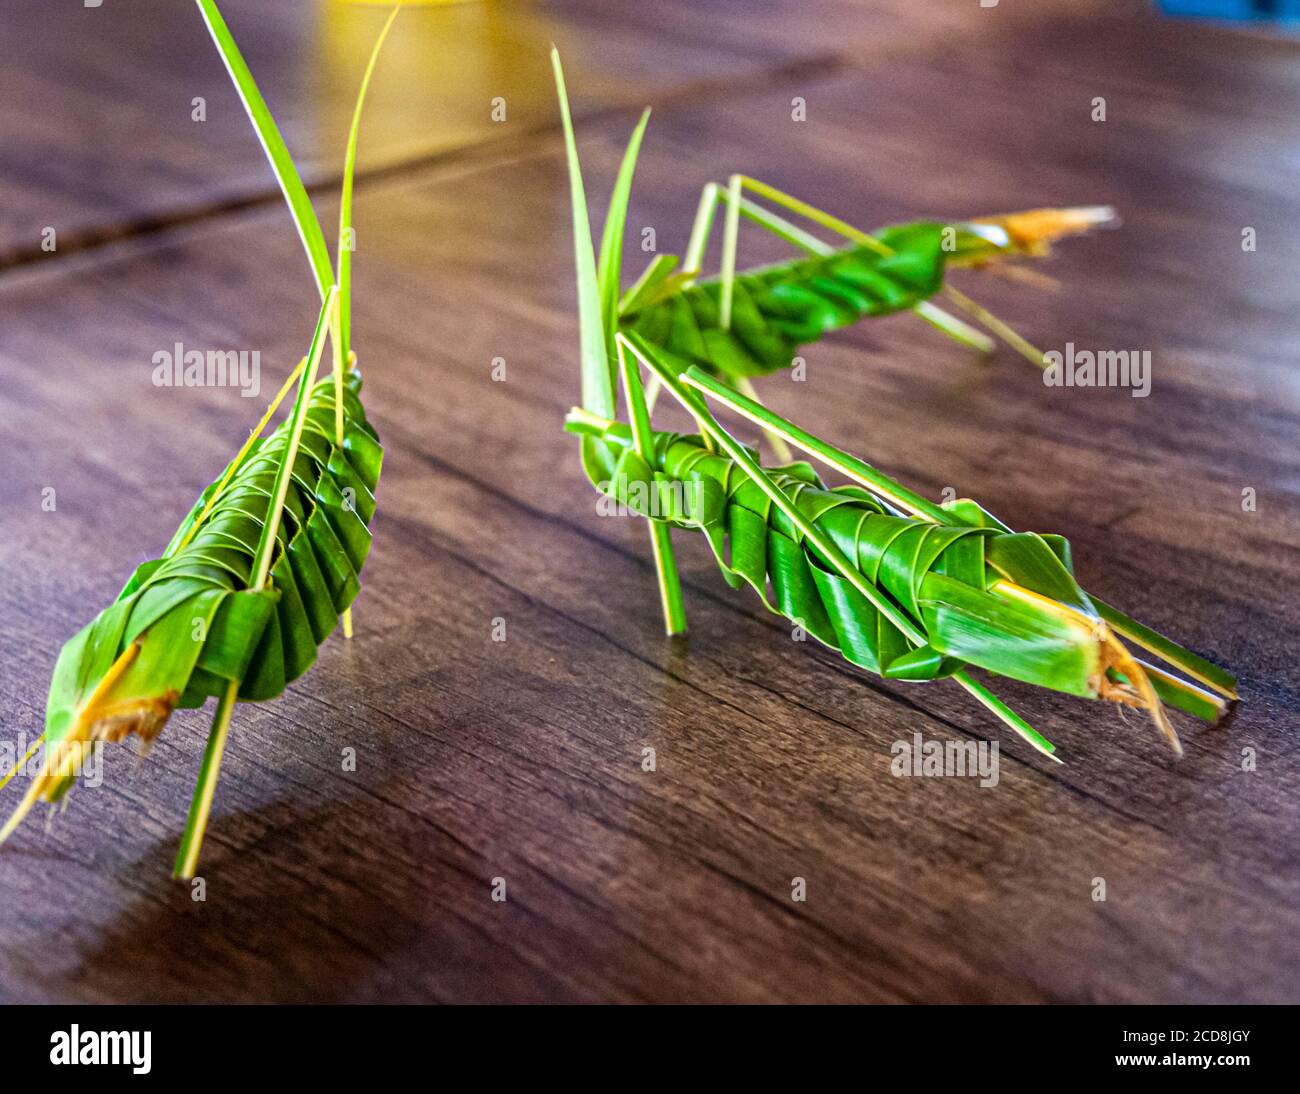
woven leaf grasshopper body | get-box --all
[1,1,400,876]
[620,209,1112,386]
[10,370,381,825]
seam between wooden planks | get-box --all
[0,0,1131,276]
[0,50,846,276]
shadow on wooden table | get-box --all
[63,793,491,1003]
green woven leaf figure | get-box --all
[0,2,401,877]
[620,210,1109,386]
[566,56,1112,459]
[553,51,1235,760]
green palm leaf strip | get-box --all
[554,57,1234,759]
[337,4,401,365]
[554,49,685,633]
[1,3,398,875]
[196,0,335,300]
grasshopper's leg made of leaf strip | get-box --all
[616,337,687,635]
[683,182,721,276]
[330,315,352,640]
[735,378,793,464]
[719,175,743,332]
[333,6,400,640]
[675,183,793,462]
[683,181,830,275]
[336,366,353,631]
[333,358,353,640]
[173,679,238,879]
[172,289,340,878]
[0,735,43,794]
[942,285,1047,369]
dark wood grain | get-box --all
[0,0,791,265]
[0,2,1297,1003]
[0,0,1134,266]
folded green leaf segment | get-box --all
[1,2,401,876]
[553,50,1235,760]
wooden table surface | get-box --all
[1,0,1297,1004]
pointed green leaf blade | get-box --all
[597,108,650,362]
[551,48,614,418]
[337,5,401,361]
[196,0,334,298]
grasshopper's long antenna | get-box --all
[196,0,334,301]
[685,183,835,273]
[616,338,687,635]
[333,3,400,639]
[719,175,743,332]
[707,176,796,463]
